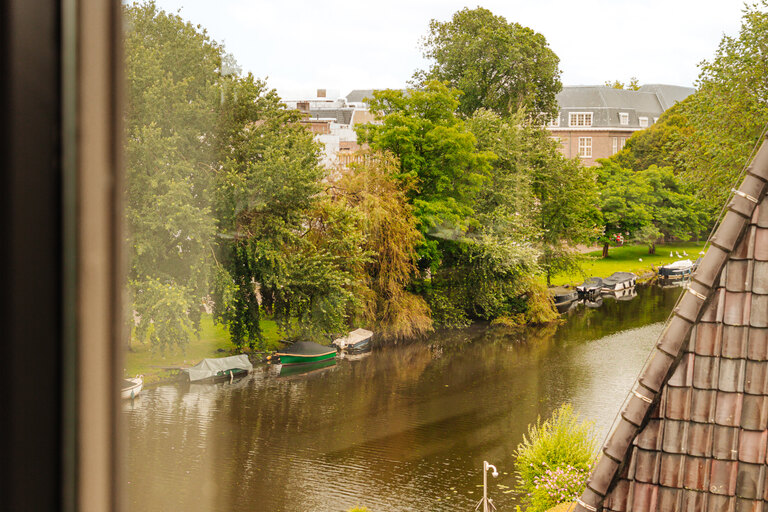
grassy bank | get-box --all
[547,241,707,287]
[124,315,283,385]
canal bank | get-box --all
[125,284,682,512]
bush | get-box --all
[513,404,597,512]
[347,508,371,512]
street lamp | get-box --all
[475,460,499,512]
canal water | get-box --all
[126,284,682,512]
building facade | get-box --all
[547,84,694,166]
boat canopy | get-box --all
[661,258,693,269]
[332,328,373,349]
[183,354,252,382]
[276,341,335,356]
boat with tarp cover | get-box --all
[332,328,373,352]
[276,341,336,365]
[182,354,253,383]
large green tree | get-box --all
[125,2,221,351]
[416,7,562,118]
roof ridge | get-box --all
[575,133,768,512]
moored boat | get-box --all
[121,376,143,399]
[332,328,373,352]
[658,259,696,280]
[183,354,253,383]
[276,341,337,365]
[601,272,637,292]
[576,277,603,301]
[278,358,337,378]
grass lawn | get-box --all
[124,314,284,385]
[547,241,707,287]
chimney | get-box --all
[317,88,326,98]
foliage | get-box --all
[529,464,590,511]
[513,404,597,512]
[604,77,640,90]
[416,7,561,118]
[597,162,707,257]
[357,81,493,267]
[125,1,221,350]
[332,152,433,341]
[675,0,768,213]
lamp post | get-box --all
[475,460,499,512]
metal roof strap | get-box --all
[576,498,598,512]
[685,284,708,301]
[632,389,653,404]
[732,188,759,204]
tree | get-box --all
[416,7,562,118]
[675,1,768,213]
[604,77,640,90]
[597,162,707,256]
[125,2,221,351]
[356,81,493,268]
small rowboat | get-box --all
[576,277,603,301]
[658,259,696,280]
[121,376,143,400]
[601,272,637,292]
[333,328,373,352]
[183,354,253,383]
[276,341,336,366]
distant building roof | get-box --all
[345,89,375,104]
[307,108,354,125]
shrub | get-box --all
[513,404,598,512]
[347,508,371,512]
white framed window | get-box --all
[619,112,629,125]
[639,116,649,128]
[569,112,593,127]
[612,137,618,154]
[620,137,627,150]
[578,137,592,158]
[549,114,560,127]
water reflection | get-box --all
[126,284,681,511]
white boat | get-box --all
[333,328,373,352]
[658,259,696,280]
[182,354,253,382]
[121,376,143,399]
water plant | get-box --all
[513,404,598,512]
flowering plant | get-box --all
[528,462,590,510]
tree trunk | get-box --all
[602,243,609,258]
[649,242,656,255]
[546,270,551,287]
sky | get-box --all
[152,0,748,99]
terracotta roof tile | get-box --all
[694,356,721,389]
[688,422,714,457]
[669,353,695,387]
[662,420,689,454]
[754,228,768,261]
[684,455,711,490]
[681,489,708,511]
[758,204,768,228]
[695,245,731,289]
[634,418,662,451]
[715,392,744,427]
[712,425,740,460]
[724,292,751,326]
[736,463,764,499]
[752,261,768,294]
[738,430,767,464]
[700,289,726,323]
[663,386,692,420]
[711,212,750,252]
[657,316,694,356]
[605,417,640,461]
[603,479,629,512]
[750,294,768,327]
[657,485,681,510]
[722,326,749,358]
[735,497,762,512]
[733,226,756,261]
[622,386,655,426]
[747,328,768,361]
[706,493,735,511]
[709,459,738,495]
[695,323,723,357]
[630,482,658,512]
[631,448,659,484]
[740,394,768,431]
[638,349,676,392]
[727,260,752,292]
[744,360,768,395]
[719,359,747,393]
[658,453,684,487]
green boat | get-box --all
[279,358,336,378]
[276,341,337,365]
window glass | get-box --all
[569,112,593,127]
[578,136,592,157]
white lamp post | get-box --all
[475,460,499,512]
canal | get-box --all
[126,284,682,511]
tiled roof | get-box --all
[345,89,375,104]
[575,134,768,512]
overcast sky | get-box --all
[153,0,747,99]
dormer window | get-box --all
[569,112,592,127]
[549,114,560,127]
[639,116,649,128]
[619,112,629,125]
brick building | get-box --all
[547,84,694,166]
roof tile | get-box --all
[657,316,694,356]
[758,204,768,228]
[662,420,689,454]
[658,453,684,487]
[695,245,730,289]
[684,455,711,490]
[749,294,768,327]
[629,482,658,512]
[712,425,740,460]
[605,418,640,461]
[718,358,746,393]
[729,193,759,219]
[711,212,750,253]
[736,463,764,500]
[752,261,768,294]
[709,459,738,495]
[724,292,751,326]
[677,284,711,323]
[663,386,692,420]
[701,289,726,323]
[733,226,755,260]
[681,489,708,511]
[622,387,655,426]
[707,493,735,511]
[747,328,768,361]
[722,326,749,358]
[688,421,714,456]
[726,261,751,292]
[694,323,723,357]
[755,228,768,261]
[631,448,658,484]
[603,479,629,512]
[669,353,695,387]
[744,360,768,395]
[694,356,720,389]
[635,418,662,451]
[715,392,744,427]
[657,485,681,510]
[639,349,676,392]
[740,394,768,431]
[734,497,762,512]
[738,430,767,463]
